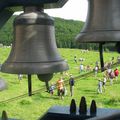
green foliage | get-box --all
[0,103,6,107]
[0,15,84,47]
[54,17,84,48]
[107,97,120,105]
[0,16,15,45]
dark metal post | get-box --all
[99,43,104,72]
[79,96,87,115]
[90,100,97,116]
[2,110,8,120]
[70,99,76,114]
[28,74,32,96]
[45,81,49,92]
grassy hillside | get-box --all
[0,48,120,119]
[0,15,84,48]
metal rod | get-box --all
[28,74,32,96]
[45,81,49,92]
[99,43,104,72]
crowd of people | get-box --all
[97,67,119,94]
[21,54,118,99]
[74,55,100,75]
[48,73,75,99]
[45,55,120,99]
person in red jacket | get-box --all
[114,68,119,81]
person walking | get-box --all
[49,83,55,96]
[18,74,23,82]
[102,75,107,92]
[69,75,75,96]
[80,64,84,73]
[74,56,77,63]
[56,77,64,99]
[94,65,99,77]
[114,68,119,81]
[109,70,115,85]
[97,79,103,94]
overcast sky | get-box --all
[14,0,88,22]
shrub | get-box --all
[19,99,32,105]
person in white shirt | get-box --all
[97,79,103,94]
[103,75,107,92]
[80,64,84,73]
[94,66,99,77]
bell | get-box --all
[1,6,69,76]
[76,0,120,43]
[75,0,120,72]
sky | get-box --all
[14,0,88,22]
[45,0,88,21]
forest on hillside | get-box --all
[0,15,116,51]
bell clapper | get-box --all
[37,74,53,92]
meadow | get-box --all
[0,47,120,120]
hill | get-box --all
[54,17,84,48]
[0,15,116,51]
[0,15,84,48]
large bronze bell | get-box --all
[76,0,120,43]
[1,6,69,96]
[1,6,68,75]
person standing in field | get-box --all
[95,61,99,66]
[86,65,92,72]
[49,83,55,96]
[56,77,64,99]
[109,70,115,85]
[102,75,107,92]
[97,79,103,94]
[114,68,119,81]
[111,57,114,65]
[69,75,75,96]
[80,64,84,73]
[94,65,99,77]
[74,56,77,63]
[18,74,23,82]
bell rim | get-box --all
[75,31,120,43]
[1,61,69,74]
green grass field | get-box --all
[0,47,120,120]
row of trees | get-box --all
[0,15,116,51]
